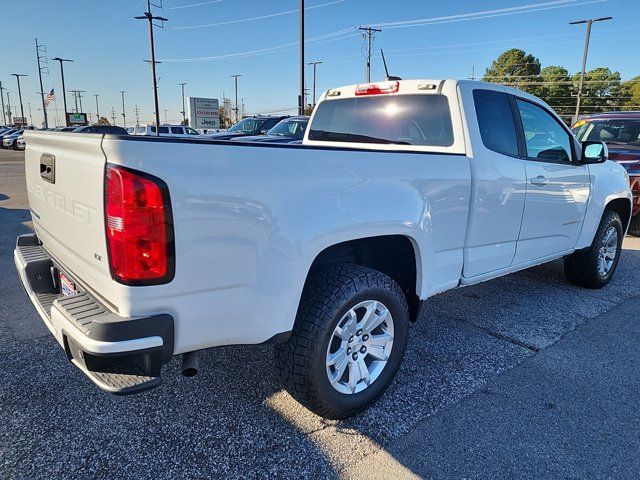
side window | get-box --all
[473,89,519,157]
[171,126,184,135]
[516,99,572,163]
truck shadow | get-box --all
[3,192,639,479]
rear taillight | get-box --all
[355,81,399,96]
[105,164,174,285]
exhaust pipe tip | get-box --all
[181,351,200,377]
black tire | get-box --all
[564,210,623,289]
[629,212,640,237]
[275,264,409,419]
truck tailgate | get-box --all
[24,131,111,294]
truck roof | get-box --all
[319,79,547,107]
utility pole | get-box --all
[358,26,381,82]
[230,74,242,122]
[468,66,476,81]
[0,82,6,125]
[110,107,117,126]
[69,90,81,113]
[136,0,167,135]
[570,16,612,121]
[11,74,27,127]
[28,102,33,126]
[134,104,140,126]
[77,90,86,113]
[52,57,73,125]
[179,82,187,124]
[6,92,12,124]
[94,94,100,120]
[35,38,49,129]
[299,0,305,115]
[307,61,322,106]
[120,90,126,127]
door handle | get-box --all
[530,175,548,186]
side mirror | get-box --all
[259,129,269,135]
[580,141,608,164]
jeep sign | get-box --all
[188,97,220,130]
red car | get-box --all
[572,112,640,236]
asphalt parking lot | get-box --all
[1,148,639,479]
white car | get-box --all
[15,79,632,418]
[16,135,25,150]
[132,124,201,137]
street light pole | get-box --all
[0,82,6,126]
[136,0,167,136]
[299,0,305,115]
[94,94,100,120]
[230,74,242,123]
[307,61,322,106]
[570,16,612,121]
[179,82,187,125]
[52,57,73,125]
[11,74,27,127]
[120,91,126,127]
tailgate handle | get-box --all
[40,154,55,183]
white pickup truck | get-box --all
[15,79,632,419]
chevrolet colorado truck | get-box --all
[15,80,632,419]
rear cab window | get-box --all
[308,94,454,148]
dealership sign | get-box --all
[66,113,88,126]
[188,97,220,129]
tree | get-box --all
[620,76,640,110]
[482,48,541,94]
[219,98,234,128]
[536,65,573,117]
[572,67,622,113]
[96,116,110,125]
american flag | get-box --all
[44,89,55,107]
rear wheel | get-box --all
[275,264,409,419]
[564,210,623,288]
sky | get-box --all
[0,0,638,127]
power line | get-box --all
[369,0,601,30]
[171,0,344,29]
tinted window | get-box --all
[573,119,640,145]
[309,94,454,146]
[171,127,184,134]
[186,127,199,135]
[269,119,308,137]
[136,126,146,134]
[151,126,170,134]
[473,89,518,156]
[516,99,572,162]
[261,118,280,131]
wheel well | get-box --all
[606,198,632,230]
[309,235,421,321]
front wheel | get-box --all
[564,210,623,288]
[275,264,409,419]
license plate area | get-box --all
[59,272,77,297]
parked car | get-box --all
[73,125,129,135]
[54,126,78,132]
[15,79,632,419]
[2,129,23,149]
[204,115,289,140]
[16,135,25,150]
[230,116,309,144]
[132,124,201,137]
[0,128,19,145]
[572,111,640,235]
